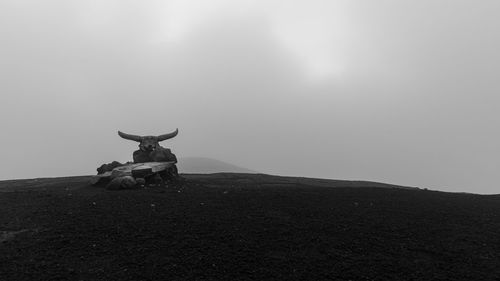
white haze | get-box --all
[0,0,499,194]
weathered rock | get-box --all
[90,171,112,185]
[97,161,124,175]
[153,174,164,186]
[106,176,137,190]
[132,150,152,163]
[135,178,146,187]
[150,147,177,163]
[111,167,131,178]
[132,146,177,163]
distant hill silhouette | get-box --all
[177,157,257,174]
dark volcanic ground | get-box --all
[1,173,499,281]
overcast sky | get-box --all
[1,0,499,193]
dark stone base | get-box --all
[133,147,177,163]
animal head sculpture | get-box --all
[118,129,178,151]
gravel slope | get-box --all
[1,174,499,280]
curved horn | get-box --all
[157,128,179,141]
[118,131,143,142]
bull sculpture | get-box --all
[118,129,179,164]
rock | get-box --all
[121,176,137,189]
[135,178,146,187]
[153,174,164,186]
[150,147,177,163]
[97,161,124,175]
[90,171,112,185]
[111,168,131,178]
[106,176,137,190]
[132,146,177,163]
[132,150,153,163]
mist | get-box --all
[1,0,499,193]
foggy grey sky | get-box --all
[1,0,499,194]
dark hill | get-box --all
[1,173,499,280]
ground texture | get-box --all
[1,173,499,281]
